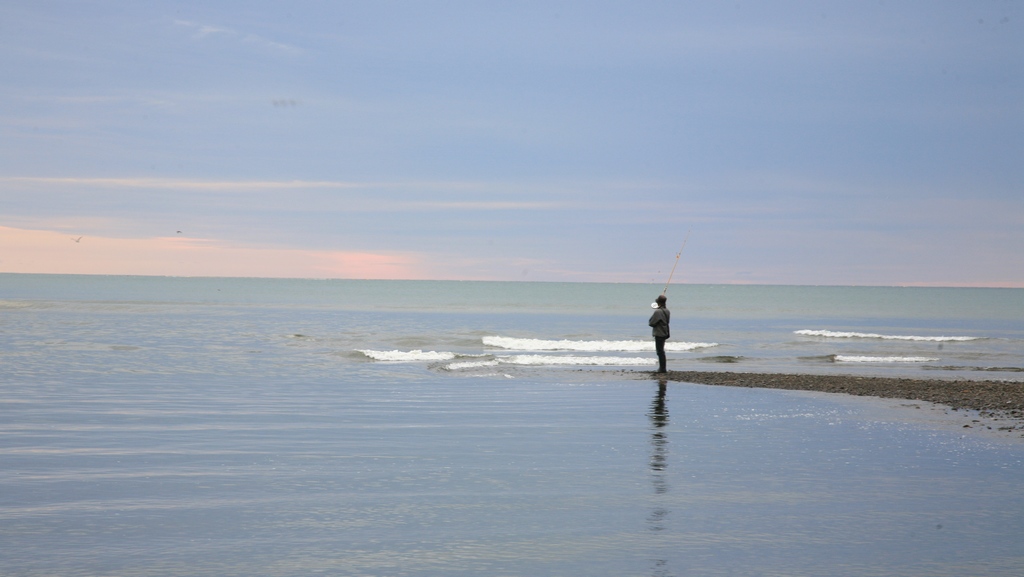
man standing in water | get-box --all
[649,294,670,373]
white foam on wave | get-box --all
[443,355,654,370]
[357,349,457,362]
[445,359,501,370]
[835,355,939,363]
[483,336,717,352]
[795,330,979,342]
[504,355,654,366]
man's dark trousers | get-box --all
[655,336,667,372]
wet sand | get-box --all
[630,370,1024,434]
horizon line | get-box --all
[1,271,1020,290]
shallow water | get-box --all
[3,369,1023,576]
[1,275,1023,575]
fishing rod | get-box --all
[652,230,690,308]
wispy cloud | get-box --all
[174,20,234,39]
[173,19,303,55]
[3,176,365,191]
[0,225,423,279]
[407,201,562,210]
[0,177,569,211]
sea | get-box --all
[1,273,1023,576]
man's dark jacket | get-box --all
[649,307,670,338]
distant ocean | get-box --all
[2,274,1023,576]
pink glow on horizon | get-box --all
[3,225,1021,287]
[0,226,425,280]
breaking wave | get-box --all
[834,355,939,363]
[357,349,458,362]
[358,349,655,368]
[795,330,980,342]
[443,355,654,370]
[483,336,718,352]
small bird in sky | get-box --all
[71,236,82,243]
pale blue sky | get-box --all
[2,1,1021,285]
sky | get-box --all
[1,1,1021,286]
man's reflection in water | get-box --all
[648,379,671,576]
